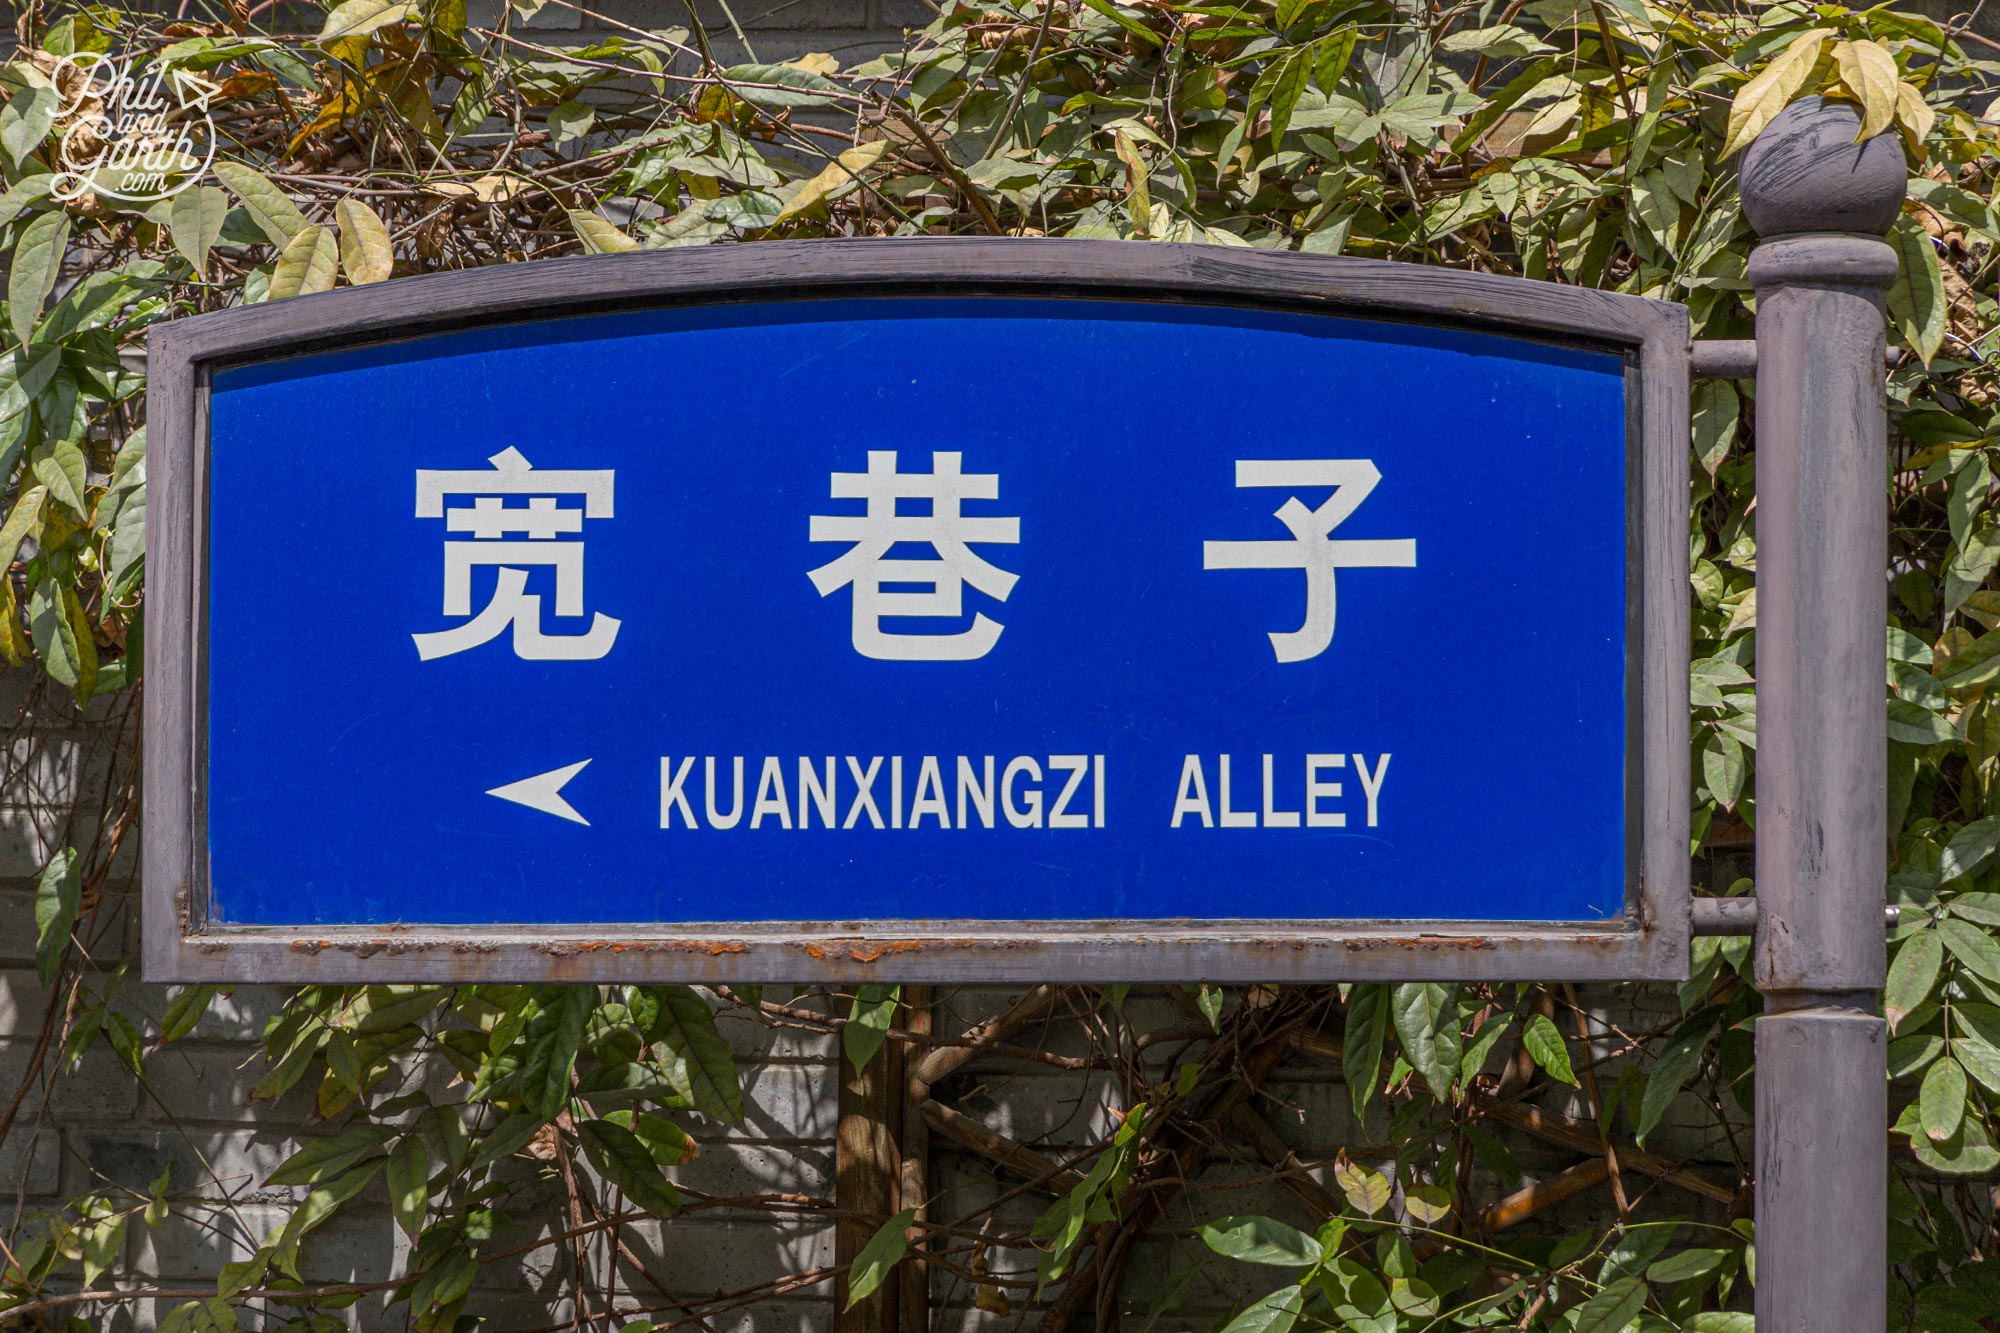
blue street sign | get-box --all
[201,294,1633,928]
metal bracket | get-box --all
[1691,339,1906,379]
[1689,898,1899,936]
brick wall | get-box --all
[0,638,1754,1330]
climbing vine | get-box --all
[2,0,2000,1326]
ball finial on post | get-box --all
[1738,94,1908,238]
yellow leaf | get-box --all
[566,209,640,253]
[774,141,887,222]
[334,198,393,284]
[288,82,363,156]
[1115,129,1150,235]
[786,53,840,76]
[425,181,479,199]
[318,0,417,43]
[1721,27,1833,159]
[1897,81,1936,159]
[1332,1155,1392,1216]
[470,173,530,203]
[0,575,28,669]
[268,225,339,300]
[1833,39,1898,142]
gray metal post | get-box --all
[1740,95,1907,1332]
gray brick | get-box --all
[0,1121,61,1197]
[0,1042,141,1118]
[467,0,587,29]
[733,1060,840,1141]
[125,982,292,1045]
[141,1044,316,1124]
[675,1139,834,1199]
[872,0,934,32]
[0,804,66,878]
[127,1203,283,1277]
[67,1125,301,1203]
[615,1217,835,1294]
[947,1070,1123,1147]
[718,1004,840,1063]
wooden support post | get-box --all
[1739,95,1905,1333]
[898,985,932,1333]
[836,997,903,1333]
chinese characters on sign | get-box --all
[413,447,621,661]
[416,448,1414,666]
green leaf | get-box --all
[1691,378,1740,475]
[212,162,310,245]
[1637,1019,1714,1146]
[1942,818,2000,882]
[468,1112,545,1173]
[1390,982,1461,1099]
[1889,698,1958,746]
[215,1251,269,1299]
[33,847,78,987]
[318,0,418,42]
[1941,917,2000,982]
[275,1156,384,1247]
[1343,983,1389,1121]
[386,1135,429,1238]
[722,63,847,108]
[578,1118,682,1216]
[1571,1276,1647,1333]
[1950,891,2000,926]
[1887,928,1944,1028]
[842,983,899,1077]
[520,986,595,1118]
[160,985,216,1044]
[1458,1013,1510,1081]
[0,86,59,169]
[0,344,59,428]
[653,986,743,1120]
[9,209,70,346]
[844,1206,916,1308]
[1911,1110,2000,1175]
[1198,1215,1323,1267]
[0,174,52,228]
[1702,730,1746,809]
[1689,1316,1755,1333]
[0,484,45,572]
[1888,213,1948,365]
[170,187,230,273]
[1954,1004,2000,1092]
[1522,1013,1576,1084]
[266,1125,398,1186]
[1920,1054,1968,1142]
[33,439,86,518]
[1196,982,1225,1031]
[146,1166,172,1228]
[268,224,339,300]
[1645,1247,1727,1284]
[1077,0,1162,47]
[28,579,95,698]
[1217,1284,1304,1333]
[1313,26,1357,90]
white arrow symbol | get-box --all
[486,759,592,825]
[168,68,223,112]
